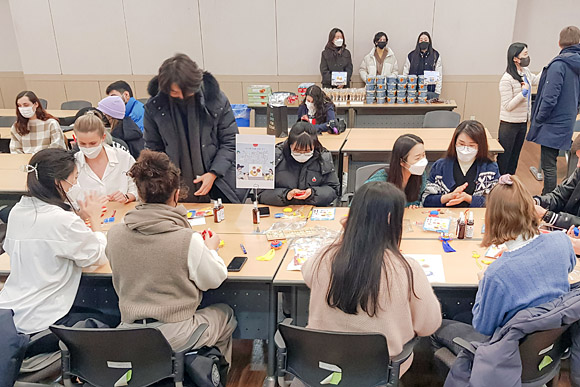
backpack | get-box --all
[184,346,229,387]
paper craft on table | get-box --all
[310,208,336,221]
[405,254,446,283]
[331,71,347,86]
[485,243,507,258]
[188,217,206,226]
[423,217,451,233]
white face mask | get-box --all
[79,144,103,159]
[334,39,343,47]
[406,157,428,175]
[291,151,314,163]
[18,106,35,119]
[456,146,478,163]
[305,101,316,115]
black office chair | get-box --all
[50,323,208,387]
[435,325,571,387]
[275,319,417,387]
[61,100,92,110]
[39,99,48,109]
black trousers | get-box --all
[497,121,527,175]
[541,145,560,195]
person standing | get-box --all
[144,53,243,203]
[359,32,398,79]
[403,31,443,99]
[320,28,353,89]
[497,43,541,175]
[526,26,580,194]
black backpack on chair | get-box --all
[184,346,229,387]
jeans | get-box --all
[497,121,527,175]
[540,145,560,195]
[431,319,489,356]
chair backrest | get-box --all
[423,111,461,128]
[279,323,391,387]
[61,100,92,110]
[137,98,149,105]
[50,325,175,386]
[519,325,571,383]
[0,116,16,127]
[355,163,389,191]
[39,98,48,109]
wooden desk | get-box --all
[0,109,78,119]
[0,153,32,169]
[238,127,350,154]
[350,100,457,128]
[0,154,31,193]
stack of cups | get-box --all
[386,75,397,104]
[366,75,377,104]
[417,75,427,104]
[376,76,386,104]
[407,74,417,104]
[396,75,407,104]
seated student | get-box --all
[320,27,353,89]
[534,135,580,230]
[422,120,499,208]
[359,31,398,79]
[70,111,137,204]
[0,148,109,334]
[106,80,145,131]
[300,182,441,381]
[296,85,336,134]
[10,90,66,154]
[97,95,144,158]
[403,31,442,99]
[107,150,237,362]
[432,175,575,353]
[258,122,339,207]
[366,134,427,208]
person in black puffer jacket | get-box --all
[258,121,339,207]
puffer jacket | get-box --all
[535,167,580,229]
[359,47,399,79]
[499,67,541,123]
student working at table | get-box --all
[297,85,337,134]
[432,174,576,354]
[68,111,138,204]
[106,150,237,363]
[0,148,113,337]
[366,134,427,208]
[422,120,500,208]
[292,181,441,386]
[258,121,340,207]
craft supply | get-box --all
[213,200,223,223]
[310,208,336,221]
[252,201,260,224]
[274,213,284,218]
[270,240,284,250]
[472,251,481,259]
[423,217,451,232]
[218,240,225,248]
[217,198,225,222]
[465,211,474,239]
[439,233,456,253]
[485,244,507,258]
[429,210,439,217]
[283,207,293,213]
[200,229,214,240]
[103,217,115,224]
[240,243,247,254]
[265,228,320,241]
[457,212,466,239]
[111,210,117,218]
[575,227,579,237]
[405,254,445,283]
[481,259,493,265]
[256,248,276,261]
[187,210,196,219]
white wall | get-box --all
[4,0,580,77]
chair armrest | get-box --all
[453,337,476,355]
[275,318,293,350]
[174,323,208,354]
[391,337,419,366]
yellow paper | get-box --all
[256,249,275,261]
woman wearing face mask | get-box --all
[403,31,443,99]
[497,43,541,175]
[320,27,353,89]
[297,85,337,134]
[0,148,110,335]
[71,111,137,204]
[359,31,399,80]
[258,121,340,206]
[366,134,427,208]
[97,95,144,159]
[10,90,66,154]
[422,120,499,208]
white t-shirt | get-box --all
[71,144,138,201]
[0,196,107,333]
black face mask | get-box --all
[519,56,530,67]
[172,94,194,107]
[376,41,387,49]
[419,41,429,51]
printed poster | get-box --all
[236,134,275,189]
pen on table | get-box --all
[240,243,247,254]
[111,210,117,218]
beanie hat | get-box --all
[98,96,125,120]
[572,134,580,154]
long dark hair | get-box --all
[321,182,417,317]
[301,85,335,124]
[414,31,434,57]
[446,120,492,163]
[14,91,57,136]
[506,42,527,82]
[325,28,346,51]
[26,148,76,211]
[387,134,424,202]
[284,121,324,155]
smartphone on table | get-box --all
[227,256,248,272]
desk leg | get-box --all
[263,283,277,387]
[337,151,344,198]
[348,108,355,129]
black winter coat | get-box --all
[258,142,340,206]
[320,47,353,88]
[536,167,580,229]
[111,116,144,159]
[144,73,243,203]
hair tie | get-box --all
[85,110,95,116]
[21,164,38,179]
[498,174,513,186]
